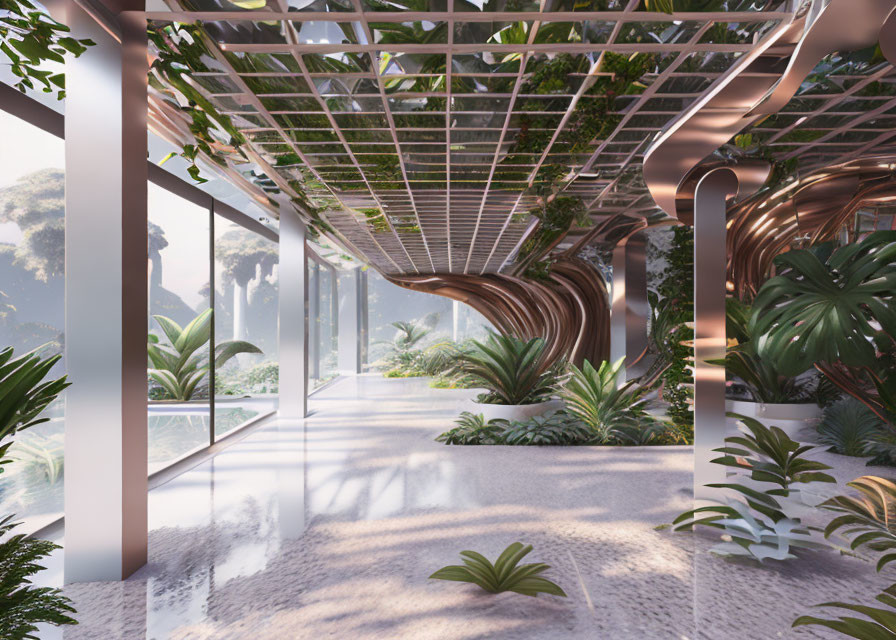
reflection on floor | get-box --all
[42,376,895,639]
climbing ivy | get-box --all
[0,0,94,99]
[652,225,694,441]
[149,22,249,184]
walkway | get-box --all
[52,376,889,639]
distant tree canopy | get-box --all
[216,228,277,286]
[0,168,64,281]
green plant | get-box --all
[819,475,896,572]
[559,358,666,444]
[501,411,594,446]
[649,225,694,439]
[712,414,835,496]
[147,309,262,401]
[429,542,567,597]
[10,432,63,485]
[0,347,69,474]
[751,231,896,377]
[458,332,556,406]
[149,23,249,184]
[0,515,77,639]
[0,0,94,99]
[793,583,896,638]
[0,346,76,637]
[817,399,886,457]
[436,412,506,445]
[669,415,834,561]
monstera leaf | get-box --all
[750,231,896,377]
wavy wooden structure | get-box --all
[389,255,610,368]
[726,157,896,298]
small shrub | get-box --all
[430,542,566,597]
[501,412,594,446]
[436,412,506,445]
[817,398,886,456]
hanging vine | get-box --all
[0,0,94,99]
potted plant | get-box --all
[750,232,896,435]
[722,298,823,440]
[457,332,562,422]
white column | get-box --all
[452,300,460,342]
[609,242,627,372]
[278,210,308,419]
[338,267,363,374]
[64,7,148,582]
[693,168,737,502]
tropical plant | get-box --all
[500,411,594,446]
[750,232,896,424]
[669,415,833,561]
[10,432,63,485]
[0,347,69,474]
[671,495,826,561]
[458,332,556,405]
[720,297,815,404]
[0,0,94,99]
[649,225,694,439]
[752,231,896,376]
[435,412,507,445]
[0,515,78,639]
[793,583,896,639]
[817,399,886,457]
[819,475,896,572]
[147,309,262,401]
[0,346,76,637]
[559,358,667,444]
[712,414,835,496]
[429,542,567,597]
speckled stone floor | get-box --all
[42,375,893,639]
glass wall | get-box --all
[309,257,338,388]
[366,269,493,370]
[0,110,66,528]
[147,184,212,472]
[213,215,279,437]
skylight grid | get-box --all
[151,1,789,276]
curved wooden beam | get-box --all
[388,255,610,368]
[726,157,896,298]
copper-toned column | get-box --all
[64,6,148,582]
[625,232,649,377]
[609,241,627,373]
[693,168,738,502]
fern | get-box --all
[0,516,77,639]
[817,399,886,457]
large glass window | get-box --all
[309,258,338,389]
[213,215,278,437]
[0,110,66,528]
[366,269,493,371]
[147,184,212,472]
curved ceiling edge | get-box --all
[642,0,896,220]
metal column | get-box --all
[609,241,627,371]
[64,6,148,582]
[278,210,308,419]
[692,168,737,502]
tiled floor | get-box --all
[40,375,893,639]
